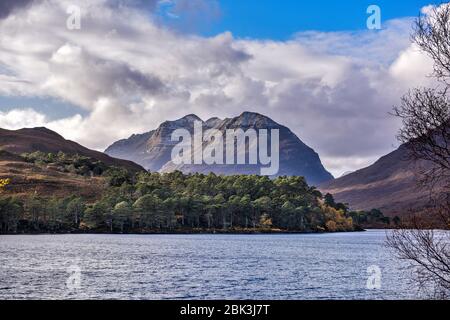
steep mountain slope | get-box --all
[102,131,155,171]
[319,145,433,215]
[0,127,145,172]
[105,112,333,185]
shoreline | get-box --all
[0,228,369,236]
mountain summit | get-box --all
[105,112,333,185]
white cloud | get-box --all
[389,44,435,89]
[0,108,83,139]
[0,0,437,176]
[0,109,46,129]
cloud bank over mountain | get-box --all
[0,0,436,176]
[0,0,36,19]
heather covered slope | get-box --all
[319,145,433,215]
[0,127,145,172]
[0,150,105,200]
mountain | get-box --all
[319,144,433,215]
[0,127,144,172]
[105,112,333,185]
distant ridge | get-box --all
[319,144,434,215]
[0,127,145,172]
[105,112,333,185]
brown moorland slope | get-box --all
[0,150,105,200]
[319,145,435,216]
[0,127,145,199]
[0,127,144,172]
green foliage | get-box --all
[0,170,393,234]
[324,193,336,207]
[21,151,108,177]
[0,196,22,233]
[104,167,133,187]
[348,209,393,227]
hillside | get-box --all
[0,150,105,200]
[0,127,144,172]
[319,145,433,215]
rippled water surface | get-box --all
[0,230,420,300]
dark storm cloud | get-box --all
[0,0,35,19]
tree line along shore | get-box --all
[0,151,395,234]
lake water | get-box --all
[0,230,422,300]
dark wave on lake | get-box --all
[0,230,421,300]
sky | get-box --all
[200,0,442,38]
[0,0,443,177]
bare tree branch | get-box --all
[388,2,450,299]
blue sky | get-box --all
[189,0,442,39]
[0,96,86,120]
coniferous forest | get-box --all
[0,152,394,234]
